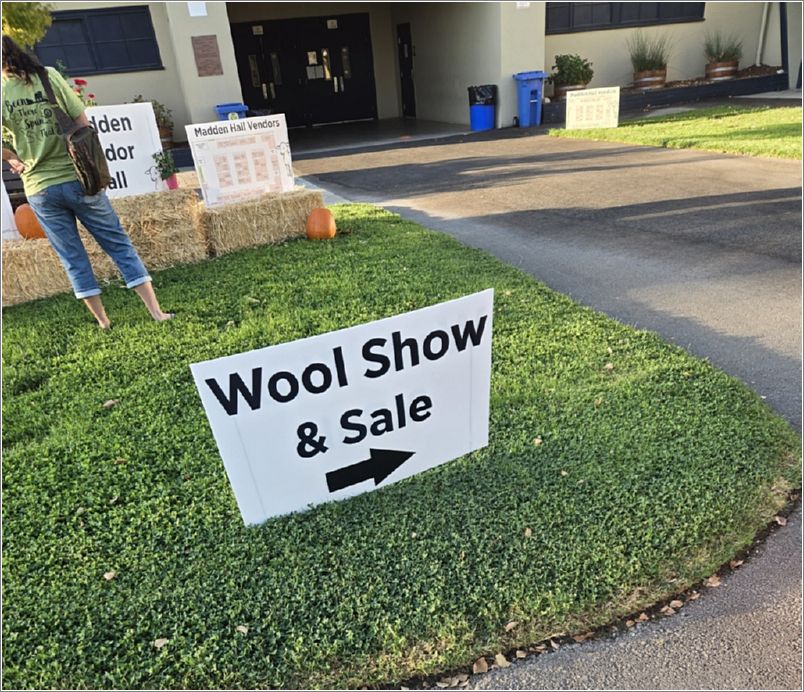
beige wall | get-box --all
[389,3,548,128]
[44,1,795,137]
[764,2,802,88]
[785,2,802,89]
[390,3,502,125]
[225,2,399,119]
[500,2,547,127]
[545,2,777,90]
[759,2,782,67]
[47,2,192,138]
[164,2,244,128]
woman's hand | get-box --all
[8,156,26,174]
[2,147,26,174]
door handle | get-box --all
[333,78,339,93]
[269,82,276,99]
[339,76,345,92]
[261,83,268,99]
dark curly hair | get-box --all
[2,35,43,84]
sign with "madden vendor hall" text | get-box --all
[191,290,493,525]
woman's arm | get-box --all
[74,112,90,128]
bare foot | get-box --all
[98,319,112,330]
[154,312,175,322]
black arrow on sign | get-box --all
[326,448,415,493]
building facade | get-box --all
[37,2,802,142]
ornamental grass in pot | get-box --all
[704,31,743,81]
[550,54,594,100]
[627,31,671,90]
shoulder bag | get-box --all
[38,67,112,196]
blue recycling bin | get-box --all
[215,102,249,120]
[469,104,495,131]
[467,85,497,131]
[513,71,548,127]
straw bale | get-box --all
[199,187,324,257]
[84,188,207,270]
[2,189,205,307]
[2,239,76,306]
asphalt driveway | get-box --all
[294,131,802,690]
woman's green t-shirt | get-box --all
[1,67,86,196]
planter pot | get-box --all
[634,69,667,90]
[705,61,738,81]
[165,173,179,190]
[554,83,588,101]
[158,125,174,150]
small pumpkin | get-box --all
[14,203,46,240]
[306,207,336,240]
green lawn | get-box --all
[550,105,803,159]
[2,205,800,689]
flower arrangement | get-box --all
[71,77,97,107]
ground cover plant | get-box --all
[550,105,803,159]
[2,204,799,689]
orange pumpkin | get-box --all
[14,203,46,240]
[306,207,336,240]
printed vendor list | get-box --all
[186,114,295,208]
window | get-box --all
[546,2,705,34]
[35,6,162,75]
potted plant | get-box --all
[550,54,594,100]
[704,31,743,81]
[133,95,174,149]
[152,150,179,190]
[627,31,671,90]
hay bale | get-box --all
[198,187,324,257]
[85,188,207,270]
[2,239,76,306]
[2,233,127,306]
[2,189,206,307]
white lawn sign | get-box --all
[566,86,620,130]
[85,102,166,197]
[191,290,494,525]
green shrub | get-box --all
[627,31,672,72]
[550,54,594,86]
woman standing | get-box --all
[2,35,172,329]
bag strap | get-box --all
[37,67,79,137]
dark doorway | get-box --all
[397,22,416,118]
[231,13,378,128]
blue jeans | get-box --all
[27,181,151,299]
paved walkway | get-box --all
[294,130,802,689]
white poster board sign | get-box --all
[191,290,494,525]
[85,103,166,197]
[1,180,21,241]
[566,87,620,130]
[185,114,294,208]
